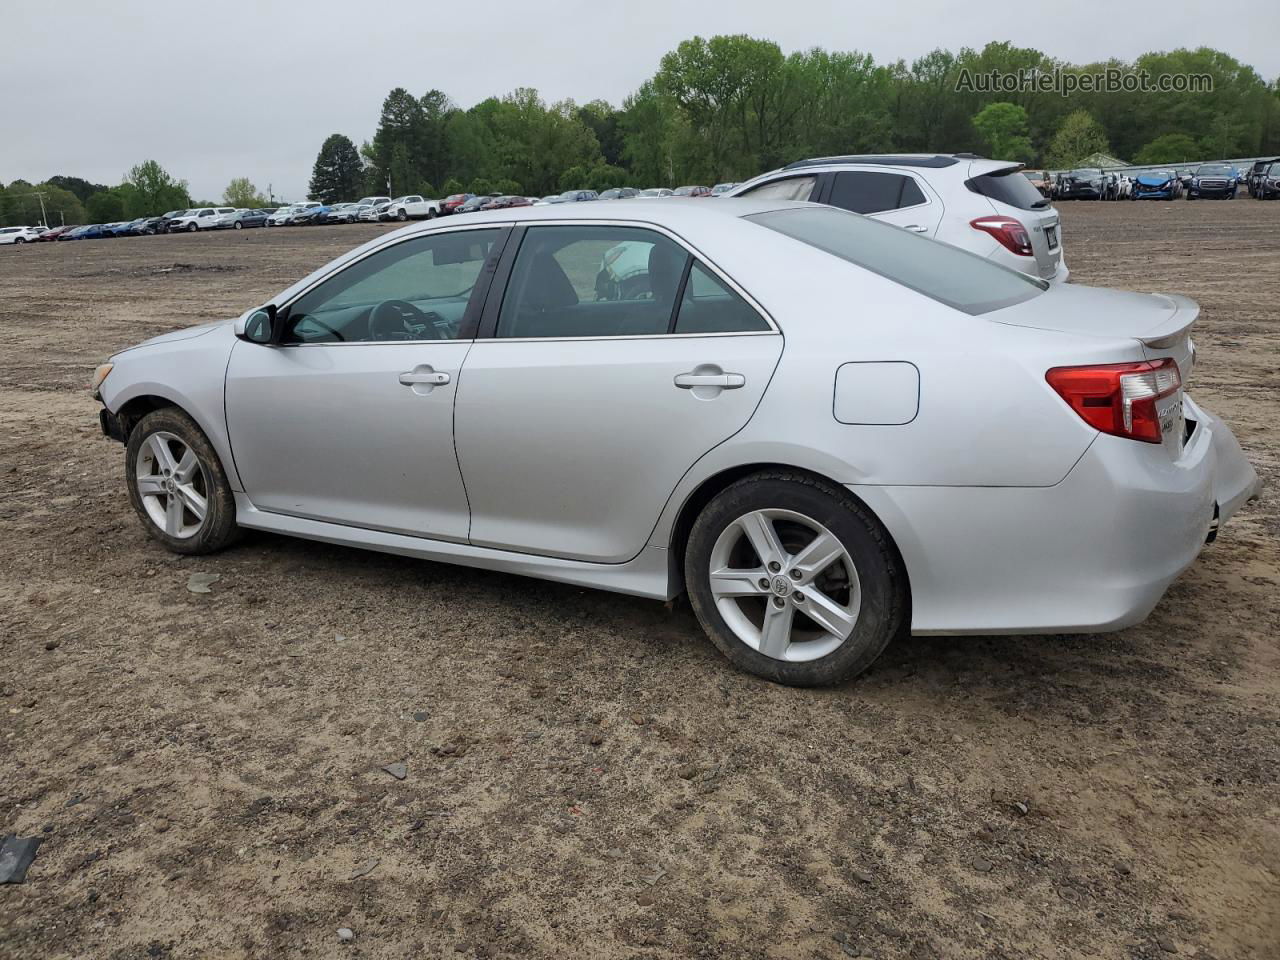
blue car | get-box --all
[66,224,111,240]
[1132,169,1181,200]
[1187,163,1238,200]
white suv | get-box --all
[169,207,236,232]
[0,226,42,245]
[728,154,1067,283]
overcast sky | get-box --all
[3,0,1274,202]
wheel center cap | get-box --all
[770,575,792,598]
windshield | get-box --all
[747,206,1045,316]
[1197,164,1232,176]
[1070,169,1099,179]
[640,189,664,197]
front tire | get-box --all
[234,221,243,229]
[186,222,198,232]
[125,407,239,555]
[397,209,408,221]
[685,472,907,686]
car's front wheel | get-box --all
[397,209,408,221]
[125,407,239,555]
[685,472,907,686]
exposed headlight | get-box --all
[91,362,114,398]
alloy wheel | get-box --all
[708,509,861,662]
[135,432,210,539]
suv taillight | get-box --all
[1045,359,1181,444]
[970,216,1033,256]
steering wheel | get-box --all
[368,300,447,341]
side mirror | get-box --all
[236,305,280,344]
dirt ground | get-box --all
[1,201,1277,960]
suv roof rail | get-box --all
[781,154,975,170]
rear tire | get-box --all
[685,472,907,687]
[125,407,239,556]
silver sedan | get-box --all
[92,200,1259,686]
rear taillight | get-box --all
[1045,359,1181,444]
[970,216,1034,256]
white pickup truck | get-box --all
[169,207,237,232]
[381,195,442,221]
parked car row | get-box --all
[2,181,757,249]
[1036,162,1273,202]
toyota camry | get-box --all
[92,200,1260,686]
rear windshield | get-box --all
[747,206,1046,316]
[966,168,1049,211]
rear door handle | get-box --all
[674,372,745,389]
[399,370,450,386]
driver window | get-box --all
[283,228,502,344]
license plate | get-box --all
[1159,395,1185,447]
[1045,225,1058,250]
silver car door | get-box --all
[454,224,784,563]
[225,226,508,540]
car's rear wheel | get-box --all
[14,237,24,244]
[125,408,239,555]
[685,472,906,686]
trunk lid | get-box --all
[995,284,1197,456]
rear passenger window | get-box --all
[899,178,926,207]
[496,226,688,339]
[737,175,817,202]
[827,172,923,214]
[674,263,770,334]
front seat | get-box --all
[509,250,579,337]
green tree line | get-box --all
[6,36,1275,224]
[330,38,1279,198]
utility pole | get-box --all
[35,191,48,227]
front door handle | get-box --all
[399,370,450,386]
[902,224,928,233]
[674,372,745,389]
[399,365,450,396]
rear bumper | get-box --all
[856,395,1260,635]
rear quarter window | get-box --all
[747,206,1045,316]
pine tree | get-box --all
[308,134,364,203]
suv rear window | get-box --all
[966,168,1049,211]
[747,206,1045,316]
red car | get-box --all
[38,225,77,241]
[673,185,713,198]
[441,193,475,214]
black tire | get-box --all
[14,237,25,244]
[125,407,239,556]
[426,209,437,219]
[397,209,408,221]
[684,471,907,687]
[186,222,198,232]
[234,221,243,229]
